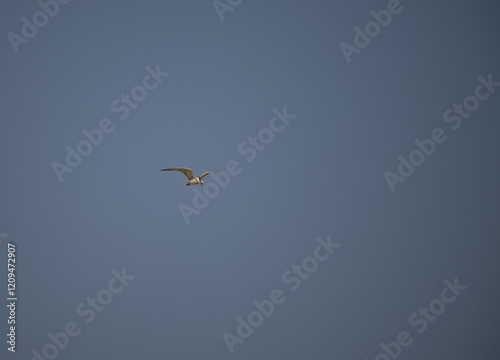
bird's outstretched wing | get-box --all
[161,168,194,180]
[198,172,210,179]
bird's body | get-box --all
[161,167,210,187]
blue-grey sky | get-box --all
[1,1,499,359]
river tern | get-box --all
[161,167,210,187]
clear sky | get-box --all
[0,1,499,359]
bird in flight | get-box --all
[161,168,210,187]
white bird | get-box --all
[161,167,210,187]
